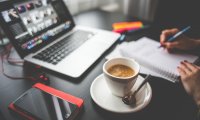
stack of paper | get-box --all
[112,21,143,33]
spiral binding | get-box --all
[134,56,179,82]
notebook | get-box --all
[120,37,199,82]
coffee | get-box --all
[107,64,135,77]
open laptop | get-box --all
[0,0,120,78]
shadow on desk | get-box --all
[0,111,6,120]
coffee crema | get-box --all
[107,64,135,78]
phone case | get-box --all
[9,83,84,120]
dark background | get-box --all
[154,0,200,38]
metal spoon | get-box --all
[122,74,152,105]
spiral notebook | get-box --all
[120,37,199,82]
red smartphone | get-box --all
[12,87,79,120]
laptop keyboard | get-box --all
[33,30,94,65]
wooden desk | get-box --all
[0,10,198,120]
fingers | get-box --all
[167,48,176,53]
[160,28,179,44]
[177,61,199,75]
[160,34,166,44]
[197,66,200,69]
[183,61,198,71]
[164,41,179,49]
[179,61,192,74]
[177,66,186,77]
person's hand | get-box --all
[160,28,199,52]
[177,61,200,105]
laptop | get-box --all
[0,0,120,78]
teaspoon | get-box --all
[122,74,152,105]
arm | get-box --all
[177,61,200,120]
[177,61,200,106]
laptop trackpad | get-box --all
[56,40,109,77]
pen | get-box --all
[159,26,191,48]
[119,34,126,42]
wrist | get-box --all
[193,91,200,107]
[192,39,200,49]
[198,107,200,120]
[194,40,200,49]
[196,99,200,107]
[195,97,200,119]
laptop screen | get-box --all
[0,0,75,58]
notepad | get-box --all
[120,37,199,82]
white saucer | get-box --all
[90,74,152,113]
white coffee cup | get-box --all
[103,57,140,97]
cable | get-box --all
[0,44,35,80]
[5,44,24,65]
[1,54,35,80]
